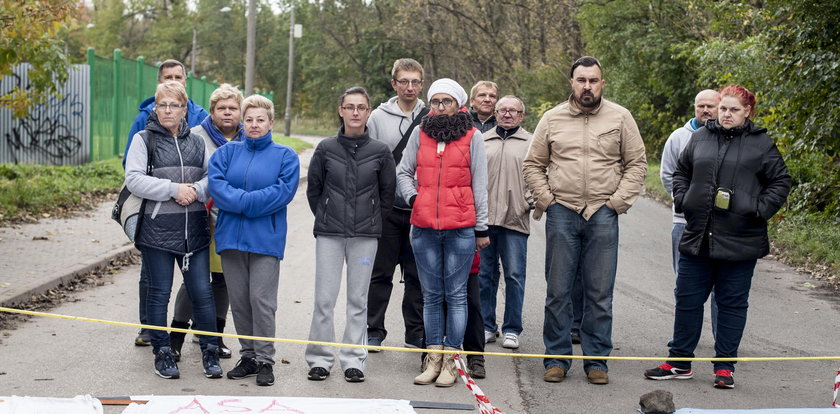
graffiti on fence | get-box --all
[2,73,85,163]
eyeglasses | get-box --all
[496,109,523,115]
[430,98,455,108]
[341,105,369,112]
[157,103,186,110]
[394,79,422,87]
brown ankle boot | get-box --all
[414,345,444,385]
[435,347,459,387]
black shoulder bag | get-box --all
[391,107,430,165]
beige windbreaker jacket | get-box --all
[484,127,533,234]
[522,97,647,220]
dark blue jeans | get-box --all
[139,261,150,325]
[668,253,756,372]
[672,223,717,338]
[543,204,618,373]
[478,225,528,335]
[140,246,217,353]
[411,226,475,348]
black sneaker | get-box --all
[714,369,735,389]
[344,368,365,383]
[468,358,486,379]
[307,367,330,381]
[367,336,383,353]
[202,344,223,379]
[256,363,274,386]
[227,357,259,380]
[154,346,180,379]
[571,330,581,345]
[644,363,693,380]
[135,329,152,347]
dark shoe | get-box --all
[543,366,566,383]
[169,320,190,362]
[307,367,330,381]
[587,369,609,385]
[344,368,365,383]
[713,369,735,389]
[571,330,581,345]
[468,358,486,379]
[227,357,259,380]
[216,318,232,359]
[256,363,274,386]
[154,346,180,379]
[404,337,424,349]
[367,336,383,353]
[644,363,694,380]
[135,329,152,347]
[202,344,223,378]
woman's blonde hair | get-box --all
[155,81,188,104]
[241,95,274,121]
[209,83,244,112]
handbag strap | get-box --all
[140,130,156,175]
[392,107,430,165]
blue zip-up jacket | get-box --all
[123,96,209,168]
[208,132,300,259]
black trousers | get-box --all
[367,208,424,342]
[465,271,485,363]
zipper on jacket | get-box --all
[239,149,256,245]
[494,138,506,223]
[371,198,376,227]
[436,152,443,229]
[174,135,189,253]
[323,197,330,223]
[582,115,590,213]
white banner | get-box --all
[120,396,416,414]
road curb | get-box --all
[0,244,138,307]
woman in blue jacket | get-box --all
[304,86,396,383]
[208,95,300,387]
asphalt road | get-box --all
[1,187,838,413]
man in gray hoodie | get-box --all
[365,58,428,351]
[659,89,720,342]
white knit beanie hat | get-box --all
[427,78,468,107]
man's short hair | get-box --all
[391,58,424,79]
[469,81,499,100]
[241,94,274,121]
[209,83,244,112]
[569,56,602,78]
[154,81,188,104]
[158,59,186,82]
[495,95,525,112]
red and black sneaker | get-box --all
[644,363,693,380]
[714,369,735,389]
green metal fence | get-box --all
[87,48,274,162]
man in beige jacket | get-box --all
[479,95,533,351]
[523,56,647,385]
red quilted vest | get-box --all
[411,127,477,230]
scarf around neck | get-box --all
[201,115,244,148]
[420,110,473,143]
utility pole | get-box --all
[283,2,296,136]
[245,0,256,95]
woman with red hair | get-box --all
[644,85,791,389]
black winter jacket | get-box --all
[673,120,791,261]
[306,128,396,238]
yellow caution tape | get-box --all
[2,306,838,362]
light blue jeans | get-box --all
[478,225,528,335]
[411,226,475,348]
[543,204,618,373]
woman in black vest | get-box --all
[644,85,791,389]
[125,81,221,380]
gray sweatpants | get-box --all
[221,250,281,365]
[305,236,377,372]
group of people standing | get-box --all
[123,54,790,391]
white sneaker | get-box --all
[484,330,498,344]
[502,333,519,349]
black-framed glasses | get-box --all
[341,105,369,112]
[496,109,523,115]
[394,79,422,87]
[430,98,455,108]
[157,103,186,110]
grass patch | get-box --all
[0,158,124,225]
[644,160,671,204]
[769,213,840,288]
[272,135,313,153]
[289,116,337,137]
